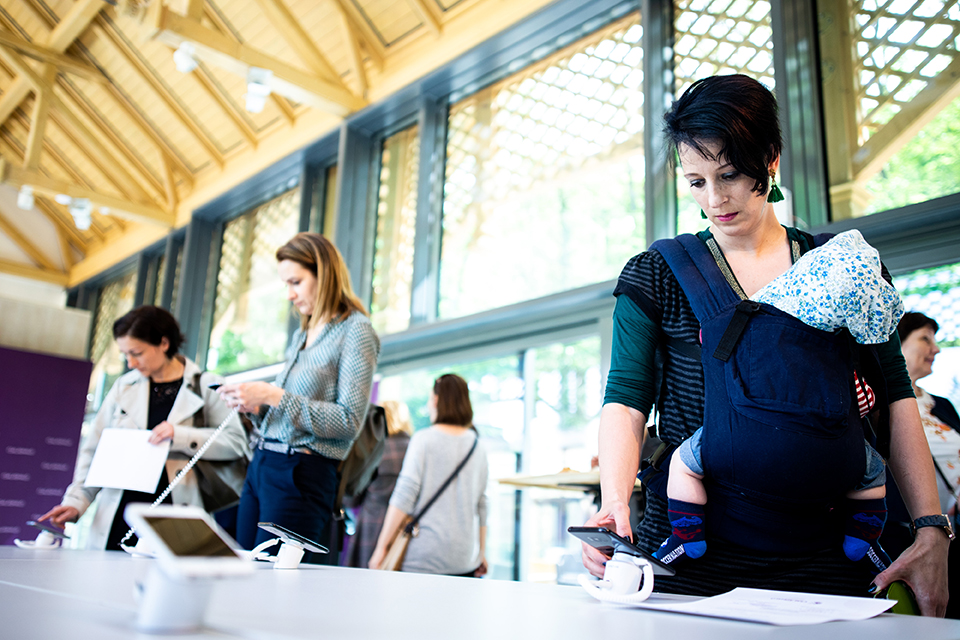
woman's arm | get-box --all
[874,397,950,616]
[169,373,250,461]
[368,504,410,569]
[581,402,647,578]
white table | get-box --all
[2,546,959,639]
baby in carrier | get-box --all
[653,230,904,574]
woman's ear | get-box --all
[159,336,170,356]
[768,152,781,177]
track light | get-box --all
[245,67,272,113]
[68,198,93,230]
[55,193,72,205]
[17,185,34,210]
[173,42,198,73]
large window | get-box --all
[87,271,137,412]
[674,0,776,235]
[371,126,420,335]
[895,260,960,405]
[206,189,300,375]
[376,333,602,583]
[820,0,960,219]
[439,13,646,320]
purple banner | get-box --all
[0,346,91,545]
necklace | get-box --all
[151,378,183,401]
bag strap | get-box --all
[404,434,479,534]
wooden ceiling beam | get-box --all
[0,257,68,286]
[9,108,101,194]
[0,158,174,228]
[0,29,107,84]
[147,6,365,116]
[193,63,258,146]
[55,78,166,198]
[0,208,59,271]
[0,0,104,129]
[406,0,442,37]
[0,46,155,204]
[94,16,225,168]
[34,195,89,252]
[337,4,367,96]
[56,224,75,269]
[252,0,343,84]
[162,151,178,211]
[46,110,135,201]
[202,5,296,124]
[23,66,54,171]
[328,0,385,70]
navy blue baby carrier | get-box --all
[650,233,867,554]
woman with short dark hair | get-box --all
[580,74,947,614]
[368,374,489,576]
[39,305,249,550]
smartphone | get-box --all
[878,580,920,615]
[208,383,222,390]
[258,522,329,554]
[568,526,675,576]
[27,520,70,539]
[125,504,252,578]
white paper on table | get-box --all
[84,429,171,492]
[631,588,895,625]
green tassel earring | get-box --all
[768,180,784,203]
[700,209,707,219]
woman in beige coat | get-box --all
[39,306,250,550]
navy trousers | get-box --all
[236,448,338,563]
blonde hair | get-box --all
[275,232,368,330]
[381,400,413,437]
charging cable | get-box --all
[120,409,240,554]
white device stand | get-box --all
[578,551,655,605]
[250,537,306,569]
[135,564,214,634]
[13,530,62,549]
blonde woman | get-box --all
[349,400,414,568]
[218,232,380,557]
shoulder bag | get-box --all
[379,434,479,571]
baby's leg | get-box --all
[842,445,891,574]
[654,433,708,564]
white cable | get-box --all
[120,409,239,553]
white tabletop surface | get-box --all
[2,546,960,639]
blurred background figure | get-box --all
[347,400,414,568]
[369,374,489,576]
[39,305,249,550]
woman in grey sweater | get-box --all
[369,374,489,576]
[218,232,379,558]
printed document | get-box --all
[85,429,170,492]
[635,588,895,625]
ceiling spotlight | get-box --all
[69,198,93,231]
[245,67,272,113]
[17,185,34,210]
[55,193,72,205]
[173,42,198,74]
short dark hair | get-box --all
[897,311,939,343]
[112,305,184,358]
[663,74,782,196]
[433,374,473,427]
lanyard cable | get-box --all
[119,409,240,553]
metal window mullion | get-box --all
[643,0,676,245]
[133,252,150,308]
[176,216,216,364]
[411,95,447,326]
[770,0,829,229]
[158,233,179,312]
[334,122,378,310]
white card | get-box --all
[84,429,171,493]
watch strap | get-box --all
[911,514,955,540]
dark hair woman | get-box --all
[579,75,948,615]
[39,306,250,550]
[217,232,380,560]
[368,374,489,576]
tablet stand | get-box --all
[13,530,61,549]
[136,565,214,633]
[250,537,307,569]
[578,551,655,605]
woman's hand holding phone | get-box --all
[37,505,79,527]
[217,382,284,413]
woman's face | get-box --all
[116,335,170,380]
[679,141,778,239]
[901,325,941,383]
[278,259,319,318]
